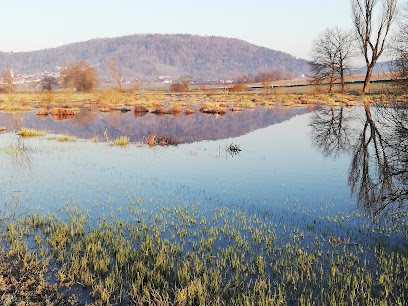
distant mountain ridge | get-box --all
[354,61,392,75]
[0,34,309,81]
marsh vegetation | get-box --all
[0,89,407,305]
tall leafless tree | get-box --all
[1,68,16,93]
[309,29,338,92]
[391,3,408,92]
[333,28,355,93]
[107,58,123,89]
[179,76,192,91]
[309,28,354,93]
[351,0,398,93]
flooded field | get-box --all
[0,104,407,304]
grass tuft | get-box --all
[19,128,45,138]
[56,135,77,142]
[111,136,130,147]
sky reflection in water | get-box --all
[0,105,406,224]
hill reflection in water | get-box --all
[0,106,312,143]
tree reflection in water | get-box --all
[7,135,32,177]
[309,106,355,158]
[310,104,408,221]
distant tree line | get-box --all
[1,60,99,93]
[230,70,295,84]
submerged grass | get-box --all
[1,199,407,305]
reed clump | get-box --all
[199,103,228,114]
[110,136,130,147]
[134,104,149,113]
[19,128,46,137]
[145,135,179,147]
[56,135,77,142]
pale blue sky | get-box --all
[1,1,356,59]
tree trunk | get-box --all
[363,65,375,93]
[329,65,336,93]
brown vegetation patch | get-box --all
[50,107,76,116]
[134,105,149,113]
[145,135,179,148]
[199,103,227,114]
[229,83,247,92]
[98,103,111,112]
[134,112,148,118]
[50,109,76,121]
[37,109,48,116]
[150,107,171,115]
[51,114,75,121]
[184,108,195,115]
[171,105,183,114]
[0,251,73,305]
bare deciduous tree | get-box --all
[259,72,274,90]
[132,80,143,92]
[391,3,408,92]
[60,61,99,92]
[352,0,398,93]
[333,28,355,93]
[107,58,123,89]
[179,76,192,91]
[309,29,339,92]
[41,75,59,91]
[1,68,16,93]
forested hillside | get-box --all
[0,34,309,81]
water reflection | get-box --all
[0,107,310,143]
[309,106,355,157]
[4,134,33,176]
[6,112,25,130]
[310,104,408,220]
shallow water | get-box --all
[0,105,406,226]
[1,104,408,304]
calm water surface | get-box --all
[0,105,406,226]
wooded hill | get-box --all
[0,34,309,81]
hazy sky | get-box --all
[1,1,356,59]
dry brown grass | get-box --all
[134,104,149,113]
[50,107,78,116]
[171,105,183,114]
[37,108,48,116]
[19,128,46,137]
[184,108,195,115]
[199,103,228,114]
[145,135,179,148]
